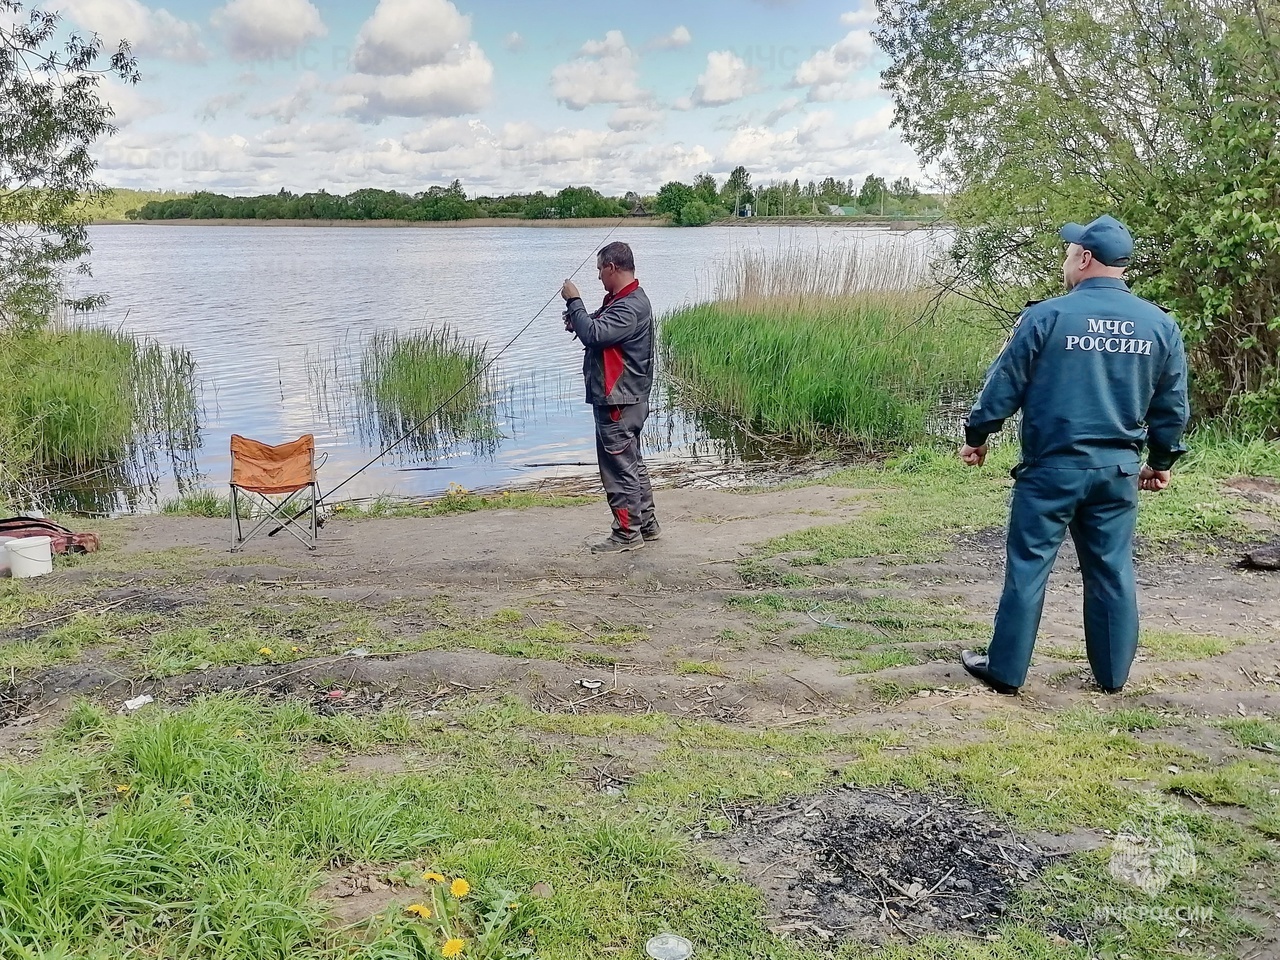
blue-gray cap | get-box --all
[1059,214,1134,266]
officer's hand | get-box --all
[959,444,987,467]
[561,280,580,301]
[1139,465,1171,491]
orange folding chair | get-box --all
[229,434,322,552]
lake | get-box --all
[73,222,938,511]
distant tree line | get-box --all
[125,170,943,226]
[653,166,943,226]
[128,181,631,222]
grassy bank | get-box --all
[0,691,1272,959]
[661,250,1000,445]
[0,326,199,506]
[749,429,1280,571]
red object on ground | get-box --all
[0,518,100,555]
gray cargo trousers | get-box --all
[594,401,656,541]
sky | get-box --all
[47,0,924,196]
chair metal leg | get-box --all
[309,484,318,550]
[228,482,320,552]
[230,485,242,552]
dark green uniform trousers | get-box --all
[987,463,1141,690]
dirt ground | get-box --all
[15,483,1275,723]
[3,483,1279,956]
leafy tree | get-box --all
[818,177,845,204]
[678,200,715,226]
[0,1,139,329]
[857,175,888,210]
[522,192,554,219]
[692,173,719,204]
[654,181,696,219]
[722,166,753,214]
[552,185,624,218]
[890,177,918,200]
[875,0,1280,417]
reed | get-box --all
[0,327,200,499]
[308,326,499,461]
[663,246,1001,446]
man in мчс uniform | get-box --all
[958,215,1191,695]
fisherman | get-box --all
[958,215,1191,695]
[560,241,659,553]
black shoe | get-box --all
[641,522,661,541]
[1101,685,1125,694]
[961,650,1019,695]
[591,535,645,554]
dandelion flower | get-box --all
[291,646,301,653]
[450,878,470,898]
[233,729,245,738]
[442,939,465,958]
[180,794,193,807]
[406,903,431,918]
[423,871,445,884]
[259,647,274,656]
[116,784,131,794]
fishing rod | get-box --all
[269,215,629,536]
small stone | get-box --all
[954,878,974,893]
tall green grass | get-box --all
[663,247,1000,444]
[0,327,200,503]
[308,327,499,460]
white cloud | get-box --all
[649,25,691,50]
[504,31,525,52]
[609,104,664,132]
[335,43,493,121]
[629,142,716,182]
[402,118,488,153]
[98,129,276,190]
[336,0,493,122]
[719,106,915,182]
[254,120,363,157]
[58,0,206,61]
[763,96,803,126]
[840,6,877,27]
[212,0,327,62]
[685,50,759,108]
[100,77,167,127]
[550,31,647,110]
[790,30,879,101]
[248,74,320,124]
[350,0,471,75]
[198,91,246,120]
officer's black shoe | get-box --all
[641,522,661,542]
[1101,685,1125,695]
[961,650,1020,696]
[591,534,645,554]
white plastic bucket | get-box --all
[7,536,53,579]
[0,536,13,577]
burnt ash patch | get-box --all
[720,786,1066,946]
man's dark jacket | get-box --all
[965,277,1190,470]
[565,280,654,406]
